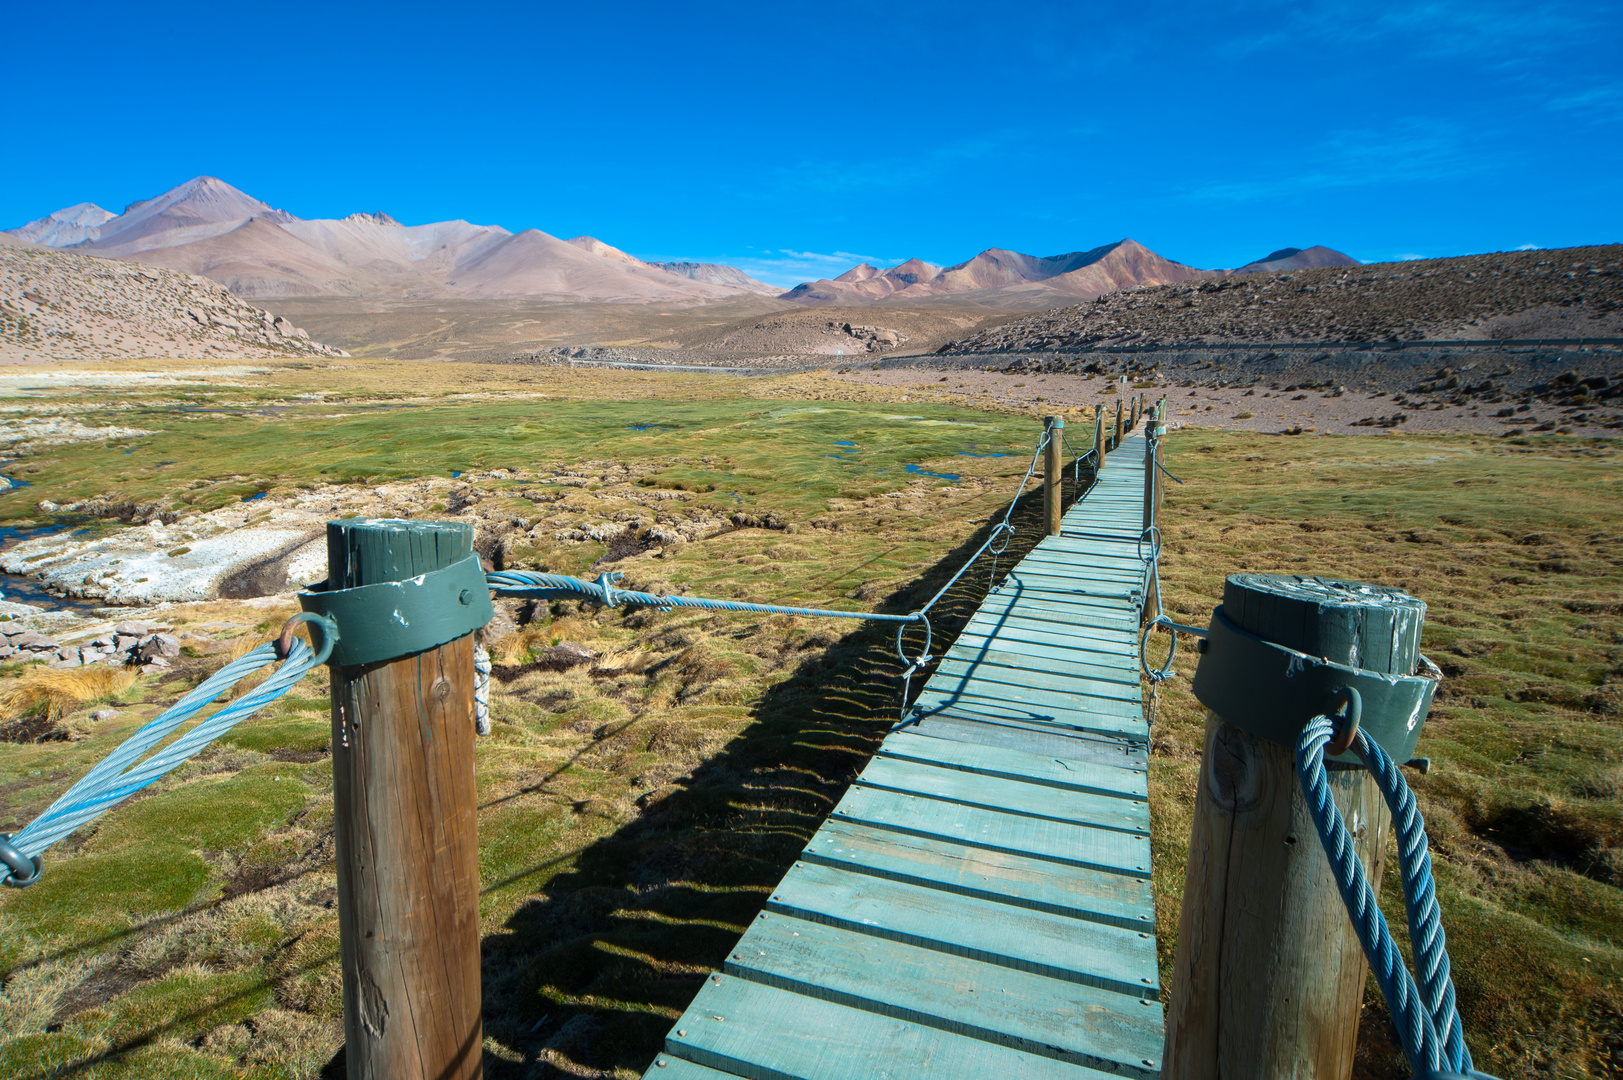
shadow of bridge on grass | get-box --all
[424,469,1090,1079]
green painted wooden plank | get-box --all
[1023,542,1148,563]
[724,914,1163,1073]
[1022,549,1148,570]
[973,584,1142,610]
[935,650,1143,692]
[958,608,1141,639]
[1002,562,1142,584]
[762,862,1158,997]
[1008,558,1147,581]
[967,591,1149,623]
[961,610,1139,640]
[642,1055,745,1079]
[982,579,1142,604]
[1059,531,1150,546]
[899,716,1149,769]
[996,575,1144,599]
[956,614,1140,649]
[908,692,1145,737]
[879,729,1148,799]
[921,671,1144,712]
[830,785,1152,875]
[659,976,1110,1080]
[805,817,1157,930]
[949,627,1138,664]
[856,757,1149,834]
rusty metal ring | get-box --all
[1324,686,1364,757]
[275,612,339,666]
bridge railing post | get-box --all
[314,518,488,1080]
[1156,396,1168,513]
[1093,408,1107,474]
[1164,574,1430,1080]
[1142,403,1161,534]
[1114,399,1124,448]
[1043,415,1065,536]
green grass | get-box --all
[1147,428,1623,1078]
[0,363,1616,1077]
[2,391,1028,524]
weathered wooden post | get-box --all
[1142,403,1160,533]
[1043,415,1065,536]
[1165,574,1437,1080]
[300,519,494,1080]
[1155,397,1168,514]
[1093,408,1107,472]
[1114,399,1124,448]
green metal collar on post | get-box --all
[1191,603,1442,766]
[299,553,494,668]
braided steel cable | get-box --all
[1297,714,1448,1076]
[0,619,336,886]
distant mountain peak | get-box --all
[345,211,400,227]
[565,235,649,266]
[1231,245,1359,274]
[4,202,117,246]
[835,264,880,282]
[652,261,783,296]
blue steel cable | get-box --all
[1297,714,1449,1077]
[0,620,335,886]
[1355,720,1472,1072]
[487,569,919,623]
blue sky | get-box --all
[4,1,1619,287]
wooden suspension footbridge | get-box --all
[642,418,1167,1079]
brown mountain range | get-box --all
[4,176,1359,309]
[2,178,775,304]
[780,239,1359,307]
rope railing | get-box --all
[0,615,337,887]
[0,424,1089,887]
[1297,708,1493,1078]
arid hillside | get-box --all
[0,246,346,361]
[4,177,776,305]
[942,245,1623,351]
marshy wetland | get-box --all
[0,358,1616,1078]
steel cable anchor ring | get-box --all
[275,612,340,666]
[0,832,42,888]
[987,520,1015,557]
[894,613,934,678]
[1324,686,1364,757]
[1137,525,1163,565]
[1141,616,1178,684]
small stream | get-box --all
[0,525,109,615]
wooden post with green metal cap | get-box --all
[311,518,490,1080]
[1043,415,1065,536]
[1164,574,1431,1079]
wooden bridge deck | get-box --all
[644,432,1162,1079]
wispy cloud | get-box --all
[1546,81,1623,120]
[1181,118,1476,203]
[633,247,907,290]
[733,249,906,289]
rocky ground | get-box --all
[940,245,1623,352]
[831,365,1623,437]
[0,247,347,362]
[0,459,786,638]
[494,305,1005,370]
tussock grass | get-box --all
[1147,428,1623,1078]
[1,359,1615,1076]
[0,667,137,723]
